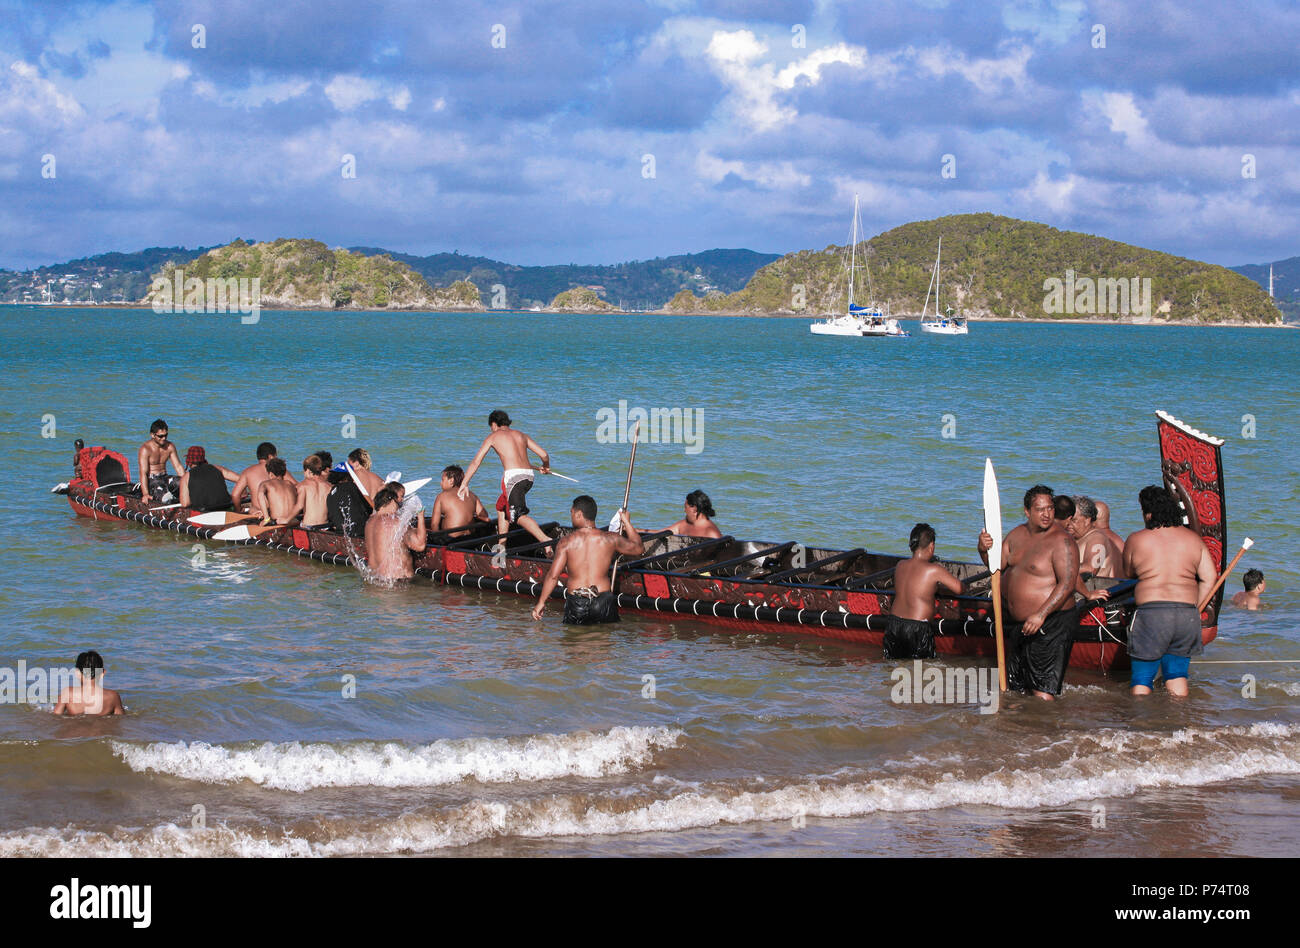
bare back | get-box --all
[891,555,963,622]
[1076,529,1126,579]
[669,516,723,539]
[54,685,124,716]
[364,513,417,580]
[1123,526,1215,605]
[433,488,485,534]
[490,427,534,470]
[259,478,299,524]
[297,476,330,525]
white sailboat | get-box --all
[919,237,969,335]
[810,194,907,337]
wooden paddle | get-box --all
[1198,537,1254,613]
[983,458,1008,693]
[212,522,290,542]
[190,510,257,526]
[609,420,642,586]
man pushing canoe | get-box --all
[532,496,644,623]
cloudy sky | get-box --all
[1,0,1297,270]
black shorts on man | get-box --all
[882,615,936,659]
[1004,605,1078,696]
[563,588,619,624]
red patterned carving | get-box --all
[291,529,309,548]
[1201,535,1223,571]
[644,574,670,598]
[444,550,467,574]
[846,592,880,615]
[1192,490,1221,526]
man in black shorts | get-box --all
[883,523,964,659]
[532,496,644,624]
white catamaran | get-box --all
[919,237,969,335]
[810,194,907,337]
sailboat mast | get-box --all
[936,237,942,313]
[848,194,858,313]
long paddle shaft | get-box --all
[1197,537,1255,613]
[982,458,1008,694]
[990,573,1008,693]
[610,421,641,587]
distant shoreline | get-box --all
[2,300,1292,328]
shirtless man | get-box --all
[666,490,723,539]
[1094,500,1126,554]
[458,410,552,550]
[137,419,185,502]
[532,496,644,623]
[978,484,1079,700]
[883,523,964,659]
[1069,496,1124,579]
[1123,486,1217,697]
[362,487,427,581]
[1052,494,1075,532]
[53,651,125,716]
[230,442,293,516]
[1231,569,1266,610]
[255,458,299,524]
[431,465,489,536]
[347,448,386,502]
[293,455,332,529]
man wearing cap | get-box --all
[178,446,237,512]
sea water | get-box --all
[0,306,1296,856]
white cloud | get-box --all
[914,43,1032,94]
[696,151,810,190]
[705,29,866,131]
[1020,171,1082,214]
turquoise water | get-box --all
[0,306,1296,856]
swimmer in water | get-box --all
[53,651,125,715]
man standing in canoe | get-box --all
[978,485,1079,700]
[884,523,964,659]
[532,496,644,623]
[137,419,186,503]
[363,487,427,582]
[458,410,553,551]
[666,490,722,539]
[1122,486,1216,697]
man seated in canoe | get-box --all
[1093,499,1126,556]
[178,446,238,512]
[978,485,1079,700]
[532,496,644,623]
[230,442,294,517]
[883,523,964,659]
[458,410,554,553]
[53,651,125,716]
[255,458,299,525]
[1231,569,1267,611]
[362,487,427,582]
[346,448,386,503]
[293,454,332,529]
[136,419,186,503]
[1068,495,1126,587]
[431,465,490,536]
[666,490,722,539]
[1122,487,1216,697]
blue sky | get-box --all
[1,0,1297,269]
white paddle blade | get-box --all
[982,457,1003,573]
[212,525,254,541]
[189,511,232,525]
[607,510,623,533]
[1242,537,1254,550]
[401,476,432,493]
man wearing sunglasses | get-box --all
[136,418,185,504]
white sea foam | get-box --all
[9,721,1294,856]
[110,726,683,791]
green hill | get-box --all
[1231,255,1300,323]
[143,239,483,310]
[349,247,779,310]
[667,214,1282,324]
[547,286,619,312]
